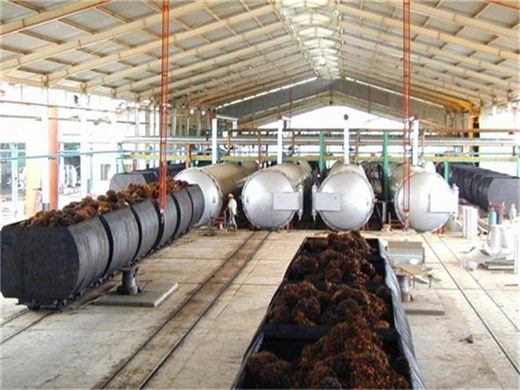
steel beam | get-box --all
[384,0,518,41]
[50,4,276,87]
[113,21,288,96]
[0,1,112,37]
[0,1,207,75]
[337,3,519,62]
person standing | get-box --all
[226,193,238,232]
[35,187,43,212]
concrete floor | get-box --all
[1,229,518,389]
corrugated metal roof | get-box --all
[0,0,517,114]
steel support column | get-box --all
[383,131,390,202]
[158,0,170,213]
[444,161,450,181]
[10,143,18,217]
[211,115,218,164]
[344,114,350,164]
[319,132,326,173]
[277,117,284,165]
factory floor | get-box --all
[1,229,518,389]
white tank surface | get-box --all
[241,161,313,230]
[313,163,375,231]
[175,161,257,227]
[390,163,458,232]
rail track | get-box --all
[97,230,270,389]
[422,233,519,375]
[1,279,119,345]
[437,235,519,332]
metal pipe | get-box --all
[343,114,350,164]
[10,143,18,217]
[277,118,284,165]
[211,115,218,164]
[383,131,390,202]
[319,132,326,173]
[412,119,420,166]
[158,0,170,214]
[119,135,519,147]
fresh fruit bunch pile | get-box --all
[21,177,188,227]
[287,232,383,286]
[304,231,372,257]
[245,320,410,389]
[267,281,392,329]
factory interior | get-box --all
[0,0,519,389]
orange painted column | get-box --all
[48,106,59,210]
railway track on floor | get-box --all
[1,307,29,326]
[437,236,519,333]
[0,280,119,345]
[422,234,520,375]
[97,230,270,389]
[0,310,53,344]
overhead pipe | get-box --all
[119,135,519,148]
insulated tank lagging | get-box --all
[130,200,160,260]
[241,161,313,230]
[185,185,205,226]
[390,163,458,232]
[109,164,186,191]
[313,162,375,231]
[0,184,204,309]
[0,217,110,306]
[448,164,520,211]
[99,207,140,278]
[175,162,258,226]
[171,188,193,239]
